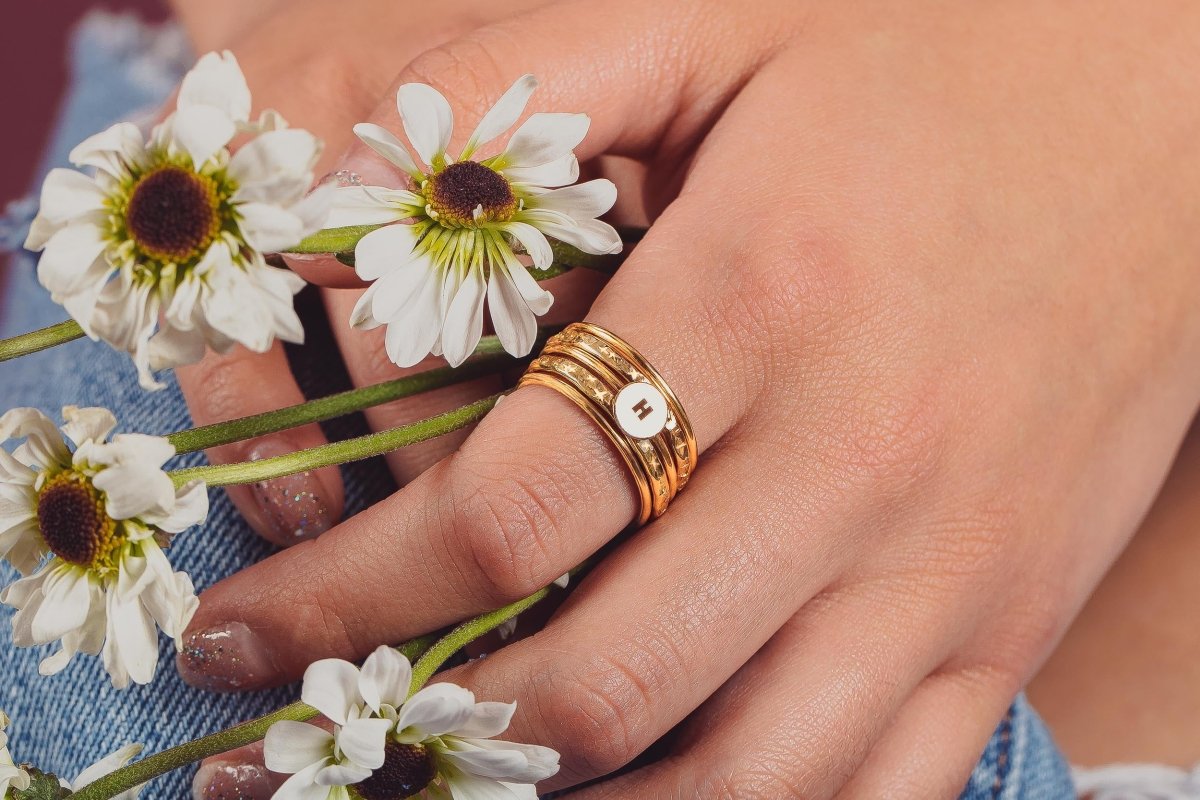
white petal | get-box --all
[353,122,421,176]
[314,761,373,787]
[327,186,418,229]
[68,122,144,176]
[229,128,322,203]
[72,743,143,791]
[61,405,117,447]
[452,702,516,740]
[104,581,160,687]
[0,408,70,470]
[302,659,363,726]
[36,222,110,298]
[444,772,538,800]
[272,762,332,800]
[502,154,579,189]
[359,645,413,713]
[354,223,422,282]
[522,210,622,256]
[501,113,589,169]
[396,683,477,738]
[463,75,537,158]
[335,717,392,770]
[446,739,560,783]
[486,267,539,359]
[382,267,443,368]
[25,169,106,251]
[88,433,177,520]
[503,256,554,316]
[503,222,553,270]
[31,569,92,642]
[440,265,487,367]
[140,479,209,533]
[178,51,252,123]
[237,202,307,253]
[397,83,454,166]
[264,721,334,774]
[170,105,236,167]
[526,180,616,220]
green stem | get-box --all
[287,224,387,254]
[165,335,529,455]
[168,394,500,488]
[69,701,318,800]
[408,588,553,695]
[0,319,85,362]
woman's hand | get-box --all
[181,0,1200,796]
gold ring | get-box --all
[519,322,697,526]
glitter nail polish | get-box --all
[247,441,334,545]
[192,761,276,800]
[178,622,276,692]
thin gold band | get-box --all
[519,322,697,526]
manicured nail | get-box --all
[191,761,274,800]
[248,440,333,545]
[178,622,276,692]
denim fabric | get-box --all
[0,11,1077,799]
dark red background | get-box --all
[0,1,168,208]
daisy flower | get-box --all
[328,74,622,368]
[25,51,331,390]
[0,711,30,798]
[0,406,207,688]
[265,645,559,800]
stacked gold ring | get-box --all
[519,322,697,526]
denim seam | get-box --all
[991,708,1015,799]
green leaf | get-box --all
[13,769,70,800]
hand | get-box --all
[180,0,1200,796]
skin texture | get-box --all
[167,0,1200,796]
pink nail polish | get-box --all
[248,441,334,545]
[178,623,276,692]
[192,761,275,800]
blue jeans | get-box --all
[0,11,1077,799]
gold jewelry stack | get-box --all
[519,322,697,526]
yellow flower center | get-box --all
[350,741,437,800]
[425,161,516,226]
[36,471,117,568]
[124,165,222,263]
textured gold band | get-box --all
[519,322,697,526]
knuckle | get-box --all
[180,351,259,427]
[539,654,655,777]
[401,30,514,117]
[441,457,567,605]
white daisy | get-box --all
[0,407,207,688]
[265,645,559,800]
[25,51,331,390]
[328,74,622,369]
[0,711,30,798]
[65,743,145,799]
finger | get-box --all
[837,671,1016,800]
[556,584,954,800]
[190,740,283,800]
[177,343,344,547]
[290,0,795,287]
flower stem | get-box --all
[0,319,85,362]
[168,394,501,488]
[287,224,387,254]
[69,701,319,800]
[165,334,532,455]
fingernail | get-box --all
[248,440,333,544]
[192,761,274,800]
[178,622,276,692]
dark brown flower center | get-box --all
[37,471,116,568]
[351,741,437,800]
[125,165,221,262]
[426,161,515,224]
